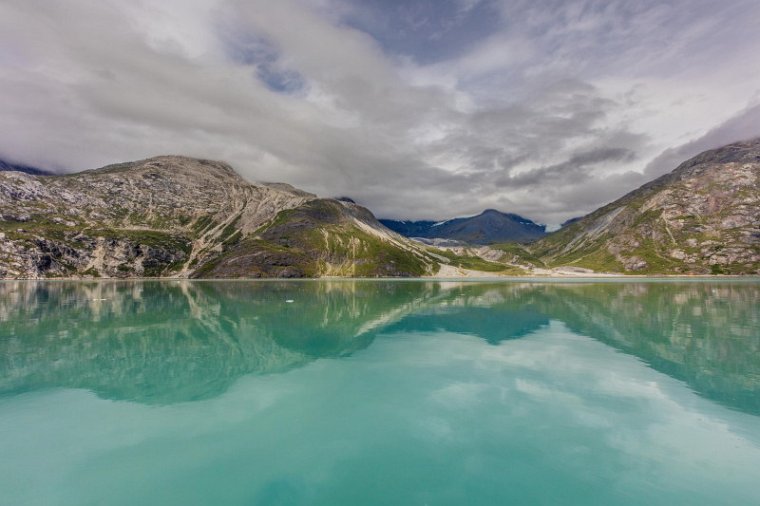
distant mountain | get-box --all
[0,159,54,176]
[0,156,441,278]
[380,209,547,245]
[529,139,760,274]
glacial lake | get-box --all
[1,279,759,505]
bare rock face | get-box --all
[531,139,760,274]
[0,156,439,278]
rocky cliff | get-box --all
[529,139,760,274]
[0,156,440,278]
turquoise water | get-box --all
[1,279,759,505]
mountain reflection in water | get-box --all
[0,280,757,414]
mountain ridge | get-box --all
[381,208,547,245]
[1,139,758,277]
[524,138,760,274]
[0,156,442,278]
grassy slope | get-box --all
[194,199,439,278]
[433,248,525,274]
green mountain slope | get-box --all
[529,139,760,274]
[193,199,439,278]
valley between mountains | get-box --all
[0,139,758,278]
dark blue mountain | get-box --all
[380,219,438,238]
[380,209,546,245]
[0,159,54,176]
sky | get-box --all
[1,0,759,225]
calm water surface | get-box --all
[0,279,759,505]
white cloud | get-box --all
[0,0,759,225]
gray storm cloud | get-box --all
[0,0,759,226]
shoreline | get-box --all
[1,274,758,282]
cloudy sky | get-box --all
[1,0,759,225]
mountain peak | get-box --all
[662,137,760,184]
[87,155,242,180]
[381,209,546,245]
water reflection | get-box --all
[0,280,757,413]
[0,281,434,403]
[382,283,550,343]
[531,282,760,415]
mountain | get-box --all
[380,209,547,245]
[0,156,441,278]
[528,139,760,274]
[3,138,757,278]
[194,198,438,278]
[0,159,54,176]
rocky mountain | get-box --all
[380,209,547,245]
[0,156,441,278]
[2,138,757,278]
[195,198,439,278]
[527,139,760,274]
